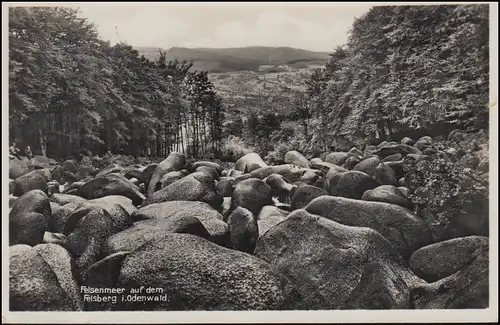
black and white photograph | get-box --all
[2,1,498,323]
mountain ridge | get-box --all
[135,45,330,72]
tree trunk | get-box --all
[38,124,47,157]
[107,124,113,153]
[156,124,161,157]
[180,123,185,155]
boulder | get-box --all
[9,195,18,208]
[80,252,130,311]
[234,152,268,173]
[30,155,53,169]
[9,245,81,311]
[9,158,30,179]
[373,144,422,158]
[61,160,78,173]
[128,177,140,187]
[143,172,222,210]
[332,171,380,200]
[343,156,361,170]
[76,166,96,181]
[192,161,223,173]
[96,164,123,178]
[234,166,273,183]
[65,208,115,275]
[63,181,85,194]
[160,170,188,188]
[227,207,259,254]
[363,145,378,157]
[111,233,305,310]
[75,174,146,206]
[305,196,433,258]
[384,160,407,180]
[231,178,273,217]
[222,197,232,216]
[196,166,220,179]
[397,186,410,197]
[257,206,288,237]
[324,152,349,166]
[123,166,145,181]
[409,236,489,283]
[254,210,425,309]
[374,163,398,186]
[50,193,88,206]
[347,147,364,158]
[411,245,488,309]
[377,141,390,148]
[62,171,78,184]
[47,181,60,195]
[265,174,296,204]
[139,163,158,189]
[131,201,228,246]
[9,178,15,194]
[325,171,345,195]
[216,178,234,197]
[89,195,137,215]
[13,170,48,197]
[51,203,80,234]
[291,185,328,210]
[353,157,382,177]
[103,216,211,256]
[147,153,186,195]
[299,170,321,185]
[400,137,415,146]
[227,169,244,178]
[43,232,67,245]
[9,212,46,246]
[33,168,53,182]
[33,244,83,310]
[382,153,403,162]
[10,190,52,232]
[310,159,346,175]
[270,164,309,182]
[362,185,413,210]
[284,150,310,168]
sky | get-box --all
[60,2,373,52]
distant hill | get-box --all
[135,46,330,73]
[135,46,329,118]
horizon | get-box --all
[134,45,332,53]
[62,3,373,52]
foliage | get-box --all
[403,132,489,239]
[304,5,489,147]
[9,7,224,160]
[220,135,254,162]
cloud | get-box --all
[72,4,371,51]
[75,5,192,47]
[179,9,361,51]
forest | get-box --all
[234,5,489,162]
[9,7,224,160]
[9,5,489,162]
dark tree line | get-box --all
[9,7,224,160]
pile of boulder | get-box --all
[8,131,489,311]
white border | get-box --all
[2,2,498,324]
